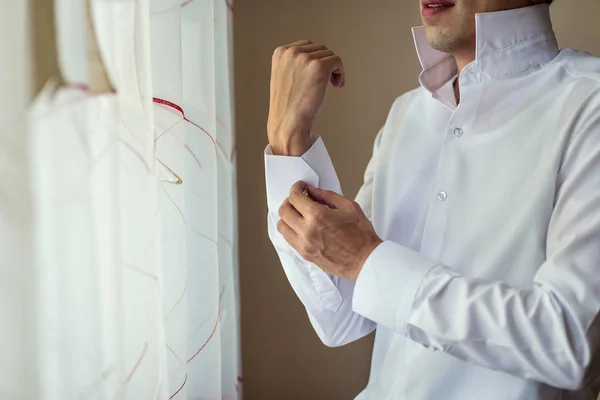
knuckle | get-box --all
[308,211,321,222]
[298,52,312,63]
[273,46,286,59]
[299,242,314,258]
[304,209,317,223]
[278,199,289,217]
[353,201,366,215]
[324,190,336,198]
[290,181,304,196]
[287,193,297,207]
[308,58,324,71]
[276,219,284,232]
[287,45,301,56]
[302,225,315,240]
[311,205,325,218]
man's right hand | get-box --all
[267,40,345,156]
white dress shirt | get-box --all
[264,5,600,399]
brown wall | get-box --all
[235,2,600,399]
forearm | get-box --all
[409,264,595,389]
[267,122,314,156]
[353,240,600,389]
[265,135,377,346]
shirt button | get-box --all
[437,191,447,201]
[453,128,464,137]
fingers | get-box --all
[276,218,299,246]
[331,71,345,88]
[273,41,346,89]
[272,40,313,61]
[320,55,344,74]
[319,55,345,87]
[306,49,335,59]
[283,40,313,48]
[278,197,303,231]
[274,40,316,57]
[289,181,322,217]
[296,44,328,54]
[278,42,343,73]
[297,49,345,87]
[305,185,346,209]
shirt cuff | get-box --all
[352,241,437,335]
[265,136,343,312]
[265,136,342,212]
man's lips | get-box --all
[422,1,455,17]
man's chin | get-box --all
[424,30,458,53]
[424,28,445,46]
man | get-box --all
[264,1,600,399]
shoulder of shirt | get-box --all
[552,50,600,144]
[387,86,429,116]
[557,49,600,88]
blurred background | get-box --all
[234,1,600,399]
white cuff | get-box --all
[352,241,436,335]
[265,136,344,312]
[265,136,342,212]
[299,137,342,195]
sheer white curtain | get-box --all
[0,0,239,399]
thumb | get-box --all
[321,55,345,88]
[330,72,345,88]
[305,185,345,209]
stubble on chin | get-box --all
[424,22,470,54]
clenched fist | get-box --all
[267,40,345,156]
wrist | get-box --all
[267,115,313,156]
[268,130,313,156]
[351,236,384,280]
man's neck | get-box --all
[452,45,476,104]
[453,41,476,76]
[453,78,460,105]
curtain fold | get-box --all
[0,0,239,399]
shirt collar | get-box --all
[412,4,559,95]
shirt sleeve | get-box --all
[265,133,382,347]
[352,113,600,390]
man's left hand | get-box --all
[277,181,383,280]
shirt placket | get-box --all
[419,109,468,260]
